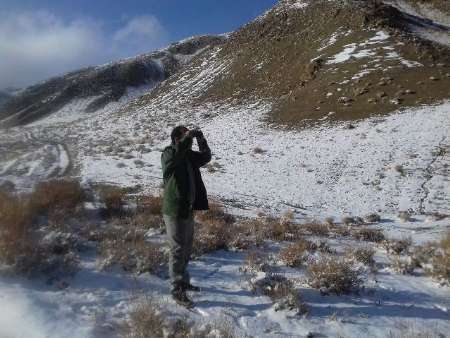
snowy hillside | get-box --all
[0,0,449,338]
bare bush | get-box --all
[303,222,329,237]
[196,201,235,225]
[98,224,166,274]
[32,179,86,214]
[240,250,271,274]
[121,296,164,338]
[390,256,416,275]
[307,256,363,295]
[364,213,381,223]
[99,185,128,216]
[430,231,450,284]
[353,228,385,243]
[345,247,375,267]
[279,239,317,267]
[342,216,356,226]
[193,221,230,256]
[0,191,34,264]
[250,274,308,314]
[136,195,163,216]
[0,188,80,278]
[398,211,413,222]
[121,296,237,338]
[383,237,412,255]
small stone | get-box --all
[338,96,353,104]
[429,76,439,81]
[390,98,402,105]
[405,89,416,95]
[416,81,424,85]
[378,81,387,86]
[355,87,369,96]
[344,123,356,130]
[368,98,376,103]
[395,90,405,96]
[376,91,387,98]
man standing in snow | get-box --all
[161,125,211,307]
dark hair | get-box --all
[171,125,187,144]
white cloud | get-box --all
[0,11,169,89]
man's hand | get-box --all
[189,129,204,139]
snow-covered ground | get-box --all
[0,3,449,336]
[1,96,449,338]
[74,100,450,221]
[1,228,449,338]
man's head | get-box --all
[171,125,189,144]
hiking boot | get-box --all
[171,287,194,308]
[183,282,200,292]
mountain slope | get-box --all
[0,35,226,127]
[130,0,450,127]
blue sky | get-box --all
[0,0,277,88]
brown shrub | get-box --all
[196,201,235,226]
[383,237,412,255]
[240,250,270,274]
[0,192,33,263]
[193,221,230,256]
[121,296,237,338]
[364,213,381,223]
[303,222,329,237]
[0,189,80,277]
[31,179,86,214]
[430,231,450,284]
[99,185,128,216]
[120,296,164,338]
[345,247,375,266]
[98,224,166,274]
[390,256,416,275]
[250,274,308,314]
[307,256,363,295]
[136,195,163,216]
[353,228,385,243]
[279,239,317,267]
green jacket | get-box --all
[161,135,212,218]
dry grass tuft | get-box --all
[279,239,317,267]
[193,221,230,256]
[0,186,81,277]
[196,201,235,226]
[364,213,381,223]
[307,256,363,295]
[430,230,450,284]
[353,228,385,243]
[99,185,128,217]
[240,250,271,274]
[32,179,86,214]
[121,296,237,338]
[345,247,376,267]
[98,224,166,274]
[120,296,164,338]
[0,191,34,265]
[383,237,412,255]
[398,211,413,222]
[390,256,416,275]
[250,274,308,314]
[135,194,163,216]
[303,222,329,237]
